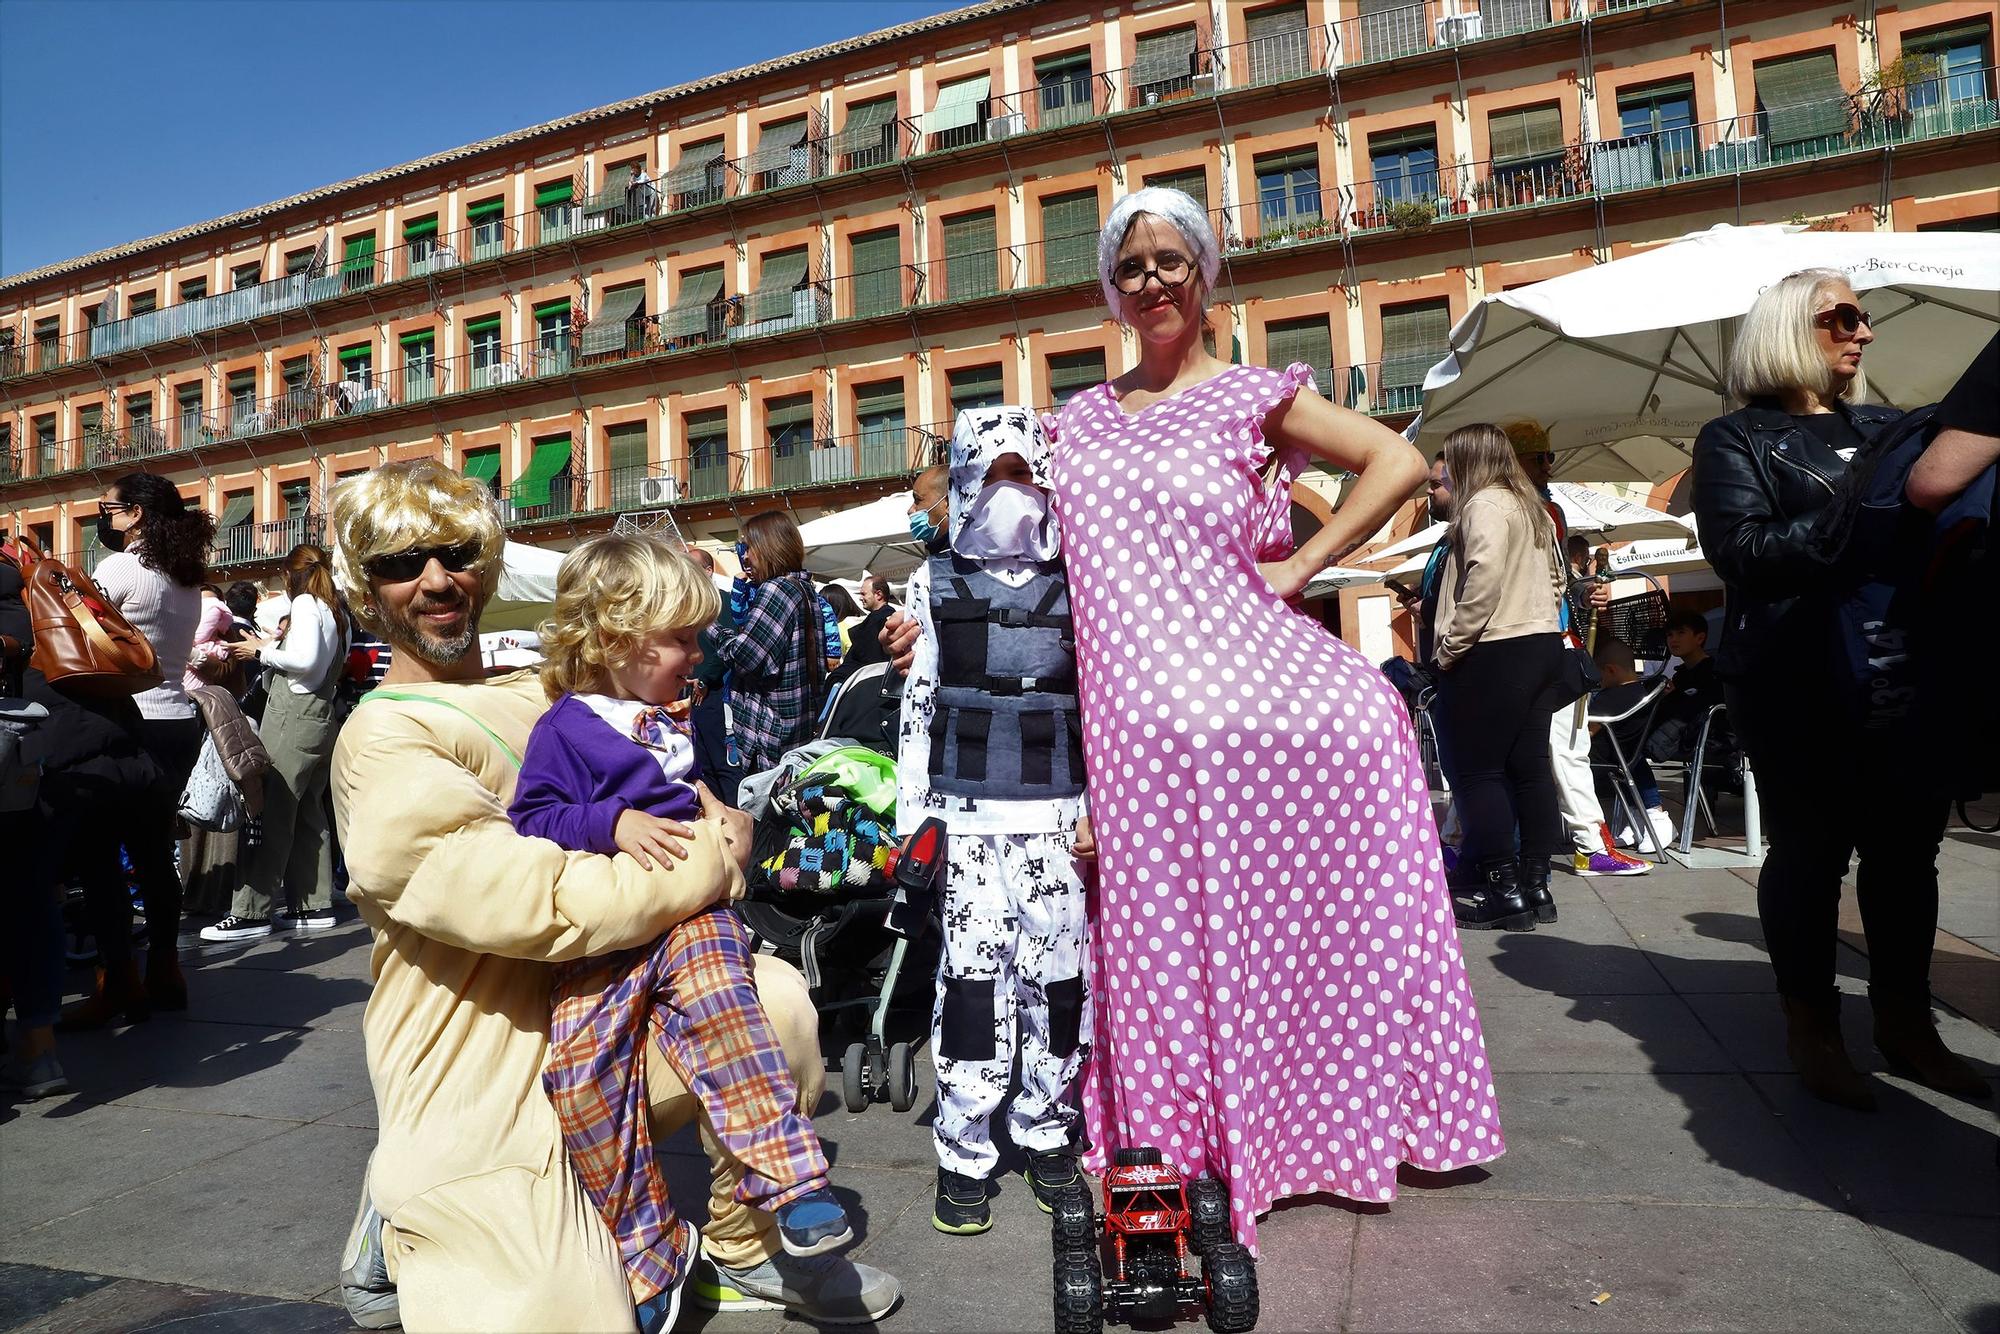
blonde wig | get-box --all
[537,532,719,701]
[329,458,505,620]
[1444,423,1555,557]
[1727,267,1870,405]
[1097,186,1222,314]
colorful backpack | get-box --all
[757,746,898,899]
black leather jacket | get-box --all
[1690,399,1902,679]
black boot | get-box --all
[1518,855,1556,925]
[1452,858,1536,932]
[1781,994,1877,1112]
[1872,989,1992,1100]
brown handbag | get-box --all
[25,557,163,696]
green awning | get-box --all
[400,328,436,347]
[467,198,505,221]
[509,437,573,506]
[217,493,255,528]
[338,343,372,363]
[462,450,501,485]
[464,315,503,337]
[535,181,574,208]
[929,74,991,134]
[533,298,572,322]
[832,97,899,155]
[403,217,439,240]
[854,378,905,412]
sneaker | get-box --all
[932,1167,993,1235]
[1573,845,1650,877]
[285,910,338,932]
[1025,1148,1082,1214]
[776,1186,854,1257]
[2,1052,70,1100]
[690,1248,900,1324]
[339,1196,401,1330]
[1647,807,1677,848]
[635,1221,697,1334]
[199,915,273,943]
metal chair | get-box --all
[1585,676,1672,860]
[1648,701,1738,855]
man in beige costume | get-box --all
[328,460,897,1331]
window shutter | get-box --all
[743,118,810,176]
[1247,3,1308,40]
[582,285,648,357]
[1039,190,1100,286]
[1143,167,1209,209]
[1132,26,1198,87]
[929,74,992,133]
[949,363,1005,409]
[1491,103,1564,160]
[509,436,573,507]
[1265,316,1332,379]
[1480,0,1553,37]
[607,421,649,476]
[849,228,904,317]
[662,141,725,197]
[584,164,635,216]
[217,493,255,529]
[765,393,815,436]
[748,248,811,323]
[1047,349,1107,405]
[1380,301,1450,389]
[1255,147,1321,178]
[461,449,501,486]
[1245,3,1312,83]
[1754,51,1849,146]
[663,267,725,338]
[943,209,999,300]
[833,96,899,156]
[854,379,905,416]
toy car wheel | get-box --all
[1202,1242,1260,1334]
[1052,1245,1103,1334]
[841,1042,869,1112]
[1049,1182,1095,1252]
[1186,1177,1231,1256]
[1112,1146,1162,1167]
[887,1041,917,1113]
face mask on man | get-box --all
[96,513,128,552]
[954,480,1058,562]
[908,499,946,551]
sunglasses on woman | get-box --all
[362,540,481,583]
[1812,303,1873,337]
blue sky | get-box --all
[0,0,967,278]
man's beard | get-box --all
[378,591,482,666]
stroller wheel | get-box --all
[888,1041,917,1113]
[841,1042,870,1112]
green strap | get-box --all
[365,690,524,768]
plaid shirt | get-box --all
[714,571,826,773]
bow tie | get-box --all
[631,704,692,750]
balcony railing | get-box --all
[212,513,324,568]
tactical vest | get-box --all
[927,553,1086,801]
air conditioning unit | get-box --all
[1191,72,1217,96]
[987,112,1028,141]
[638,474,681,507]
[1435,12,1483,43]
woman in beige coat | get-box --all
[1432,423,1567,931]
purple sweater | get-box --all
[508,694,704,856]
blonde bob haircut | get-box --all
[330,458,505,619]
[538,532,720,701]
[1727,267,1869,405]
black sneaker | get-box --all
[932,1168,991,1235]
[1025,1149,1082,1214]
[199,915,274,943]
[285,910,338,932]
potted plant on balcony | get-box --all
[1863,51,1947,139]
[1385,199,1437,234]
[1295,217,1334,243]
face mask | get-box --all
[96,513,128,552]
[954,481,1058,562]
[907,503,944,550]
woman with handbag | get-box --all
[1692,269,1984,1110]
[1431,423,1569,932]
[56,473,215,1027]
[202,544,349,941]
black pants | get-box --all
[74,715,205,967]
[1435,633,1563,869]
[1726,675,1949,1005]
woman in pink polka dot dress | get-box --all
[1049,188,1506,1251]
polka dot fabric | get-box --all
[1049,363,1505,1252]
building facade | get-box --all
[3,0,1995,637]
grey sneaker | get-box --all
[690,1248,900,1324]
[3,1052,70,1099]
[339,1196,401,1330]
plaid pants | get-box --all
[545,907,829,1301]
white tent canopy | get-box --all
[482,540,564,632]
[797,493,925,582]
[1604,535,1710,577]
[1300,566,1387,601]
[1549,483,1692,541]
[1418,224,2000,480]
[1364,520,1447,565]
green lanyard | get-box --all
[364,689,524,769]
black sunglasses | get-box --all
[1812,303,1873,337]
[363,541,481,583]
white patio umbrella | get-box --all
[1300,566,1387,601]
[1549,483,1692,541]
[797,493,924,581]
[1418,224,2000,480]
[1362,520,1448,564]
[1604,533,1710,577]
[481,540,565,632]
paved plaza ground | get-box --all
[3,822,1995,1334]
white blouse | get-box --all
[260,593,346,694]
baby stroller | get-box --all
[734,662,938,1114]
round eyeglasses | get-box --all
[1112,252,1193,295]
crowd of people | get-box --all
[3,187,1993,1333]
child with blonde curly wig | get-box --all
[507,532,851,1330]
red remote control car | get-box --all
[1049,1148,1258,1333]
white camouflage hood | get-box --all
[947,405,1059,548]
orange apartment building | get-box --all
[2,0,1995,651]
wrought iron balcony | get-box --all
[212,513,325,568]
